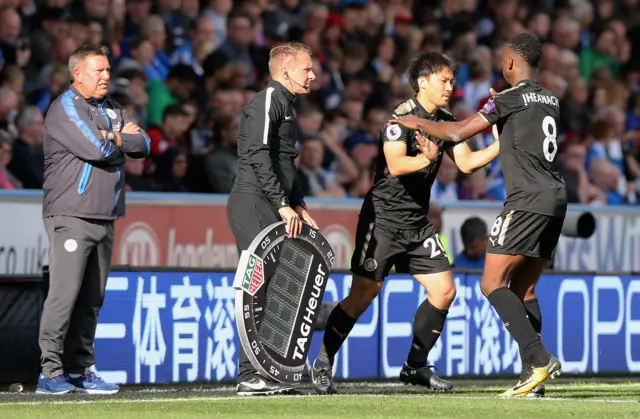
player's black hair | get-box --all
[508,32,543,68]
[407,52,458,93]
[460,217,488,245]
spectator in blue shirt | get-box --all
[453,217,488,270]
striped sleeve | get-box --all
[46,91,115,162]
[244,88,287,207]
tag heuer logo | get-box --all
[242,254,265,295]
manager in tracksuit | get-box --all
[227,41,319,396]
[37,45,150,395]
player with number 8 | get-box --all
[389,33,567,398]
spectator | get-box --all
[7,106,44,189]
[28,6,67,73]
[296,104,323,140]
[297,136,346,198]
[146,103,191,157]
[431,154,458,203]
[590,158,628,205]
[35,36,77,91]
[123,155,161,192]
[118,36,159,80]
[1,64,24,96]
[201,0,233,50]
[112,68,149,127]
[155,146,189,192]
[453,217,488,270]
[344,106,385,152]
[0,130,21,189]
[140,15,172,80]
[0,8,25,67]
[580,27,619,81]
[0,86,19,137]
[560,77,590,134]
[170,15,215,76]
[146,63,197,127]
[559,140,605,204]
[458,169,495,201]
[463,50,493,111]
[27,63,69,115]
[202,111,238,193]
[216,12,262,87]
[559,48,580,81]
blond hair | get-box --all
[268,42,313,76]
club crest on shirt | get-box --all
[106,108,118,119]
[386,124,402,141]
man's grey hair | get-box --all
[142,15,165,37]
[16,106,42,130]
[0,129,12,143]
[305,3,328,16]
[68,44,108,79]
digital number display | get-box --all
[258,239,314,357]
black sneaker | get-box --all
[236,375,297,396]
[399,363,453,391]
[310,359,336,395]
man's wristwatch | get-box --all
[279,197,290,208]
[105,131,116,142]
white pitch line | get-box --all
[120,381,640,392]
[1,394,638,406]
[336,382,640,390]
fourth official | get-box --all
[227,41,319,396]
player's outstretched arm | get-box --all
[446,139,499,174]
[388,113,491,146]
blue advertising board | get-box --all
[93,271,640,384]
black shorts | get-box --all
[487,209,564,261]
[350,216,451,281]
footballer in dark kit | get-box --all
[309,52,501,395]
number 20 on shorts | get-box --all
[423,234,447,258]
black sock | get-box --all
[487,288,548,366]
[521,298,543,377]
[406,298,448,368]
[317,303,357,365]
[524,298,542,336]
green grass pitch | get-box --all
[1,378,639,418]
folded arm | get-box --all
[118,108,151,158]
[48,93,119,163]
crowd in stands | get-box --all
[0,0,639,206]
